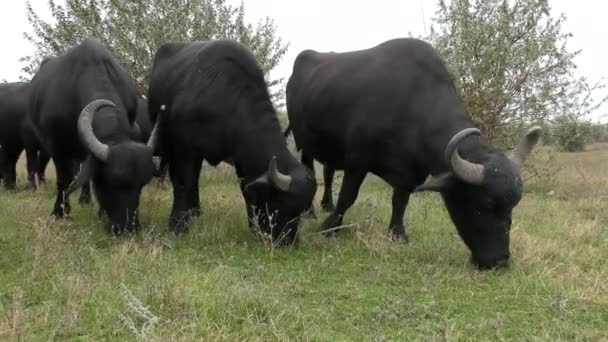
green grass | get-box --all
[0,146,607,341]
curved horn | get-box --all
[147,116,160,150]
[445,128,485,185]
[268,156,292,192]
[508,126,542,168]
[78,99,114,161]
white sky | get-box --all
[1,0,606,122]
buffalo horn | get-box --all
[147,116,160,150]
[78,99,114,162]
[268,156,292,192]
[508,126,542,168]
[445,128,485,185]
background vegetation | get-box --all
[545,118,608,152]
[428,0,607,149]
[22,0,289,102]
[22,0,607,146]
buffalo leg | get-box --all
[168,157,202,235]
[301,151,315,173]
[320,169,366,236]
[239,181,257,232]
[79,181,92,206]
[37,149,51,183]
[25,147,39,190]
[189,158,203,217]
[0,148,6,188]
[52,157,74,218]
[300,151,318,217]
[388,188,410,242]
[0,147,21,190]
[157,158,169,185]
[320,166,336,212]
[70,160,91,206]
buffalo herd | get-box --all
[0,37,541,270]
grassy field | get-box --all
[0,144,606,341]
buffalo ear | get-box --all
[67,157,94,195]
[244,175,269,193]
[243,156,292,192]
[414,173,454,193]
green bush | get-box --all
[553,116,591,152]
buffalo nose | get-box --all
[475,256,510,270]
[494,257,510,268]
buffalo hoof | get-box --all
[322,230,338,239]
[170,224,189,236]
[3,183,17,191]
[110,223,137,236]
[169,216,190,236]
[320,201,335,213]
[79,197,93,207]
[320,213,342,237]
[156,178,167,188]
[389,225,409,242]
[98,208,106,221]
[274,231,299,247]
[304,205,317,219]
[51,206,70,219]
[79,191,92,207]
[25,182,37,191]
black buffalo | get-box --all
[0,82,49,190]
[28,38,159,233]
[148,39,317,244]
[286,38,541,269]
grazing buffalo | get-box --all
[286,38,541,269]
[28,38,159,233]
[0,82,49,190]
[67,97,157,208]
[148,39,317,244]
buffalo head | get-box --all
[416,126,542,270]
[243,157,316,246]
[68,99,160,233]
